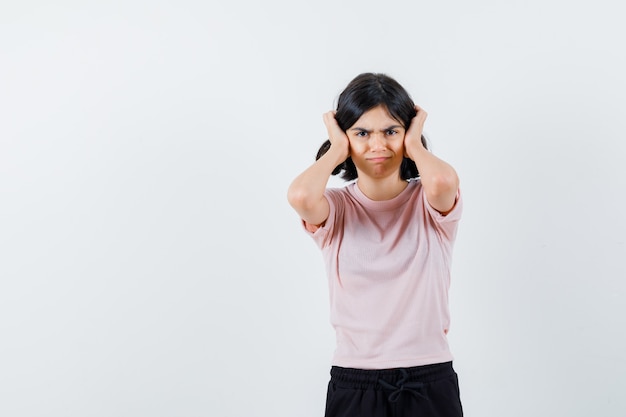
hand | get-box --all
[323,111,350,160]
[404,105,428,158]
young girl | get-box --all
[287,73,463,417]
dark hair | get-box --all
[316,72,428,181]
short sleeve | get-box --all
[300,188,341,249]
[423,188,462,241]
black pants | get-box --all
[325,362,463,417]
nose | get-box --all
[369,133,387,151]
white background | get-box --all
[1,1,625,416]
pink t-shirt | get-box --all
[305,179,462,369]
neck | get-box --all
[356,175,408,201]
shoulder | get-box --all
[303,184,354,234]
[325,183,356,204]
[405,178,425,198]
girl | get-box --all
[287,73,463,417]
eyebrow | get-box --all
[349,125,404,133]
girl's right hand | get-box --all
[323,111,350,160]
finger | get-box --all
[323,111,342,133]
[322,111,334,129]
[414,105,428,119]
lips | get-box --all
[367,157,390,163]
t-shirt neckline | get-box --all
[349,179,418,212]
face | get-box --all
[346,105,406,180]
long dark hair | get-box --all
[316,73,428,181]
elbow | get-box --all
[287,182,328,226]
[428,171,459,196]
[287,186,302,209]
[287,185,314,211]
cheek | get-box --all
[348,139,365,151]
[395,137,406,152]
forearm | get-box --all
[287,146,346,220]
[406,142,459,212]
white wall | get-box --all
[1,1,624,416]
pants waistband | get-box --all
[330,361,455,389]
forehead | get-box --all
[351,105,402,129]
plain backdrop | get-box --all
[1,1,625,416]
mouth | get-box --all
[367,157,390,163]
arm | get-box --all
[404,106,460,215]
[287,111,350,230]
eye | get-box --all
[355,131,368,138]
[385,129,398,136]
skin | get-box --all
[287,105,459,232]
